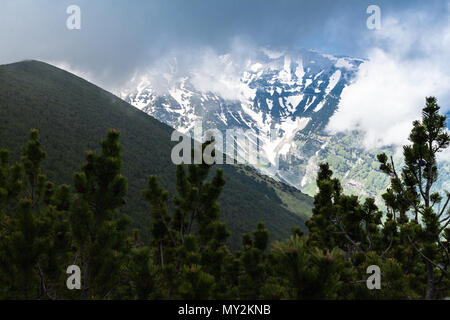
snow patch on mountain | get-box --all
[121,47,363,189]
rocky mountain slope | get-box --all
[122,48,449,201]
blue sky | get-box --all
[0,0,448,89]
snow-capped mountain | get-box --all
[123,48,362,133]
[121,48,368,193]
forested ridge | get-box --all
[0,60,313,249]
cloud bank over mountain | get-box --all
[122,39,262,102]
[1,0,443,92]
[327,6,450,149]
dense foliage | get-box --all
[0,97,448,299]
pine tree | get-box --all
[142,139,232,299]
[124,245,164,299]
[0,130,71,299]
[305,164,411,299]
[306,163,385,258]
[271,233,348,299]
[237,222,270,299]
[377,97,450,299]
[70,129,131,299]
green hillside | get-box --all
[0,60,312,249]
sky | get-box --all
[0,0,446,89]
[326,2,450,151]
[0,0,449,150]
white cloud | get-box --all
[51,60,125,96]
[51,61,96,85]
[189,48,255,102]
[327,9,450,150]
[438,147,450,162]
[261,48,285,59]
[122,38,261,103]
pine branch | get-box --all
[434,240,449,286]
[407,235,447,275]
[380,237,394,259]
[439,216,450,233]
[438,194,450,219]
[335,215,367,257]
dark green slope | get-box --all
[0,60,312,248]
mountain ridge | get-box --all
[121,48,367,191]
